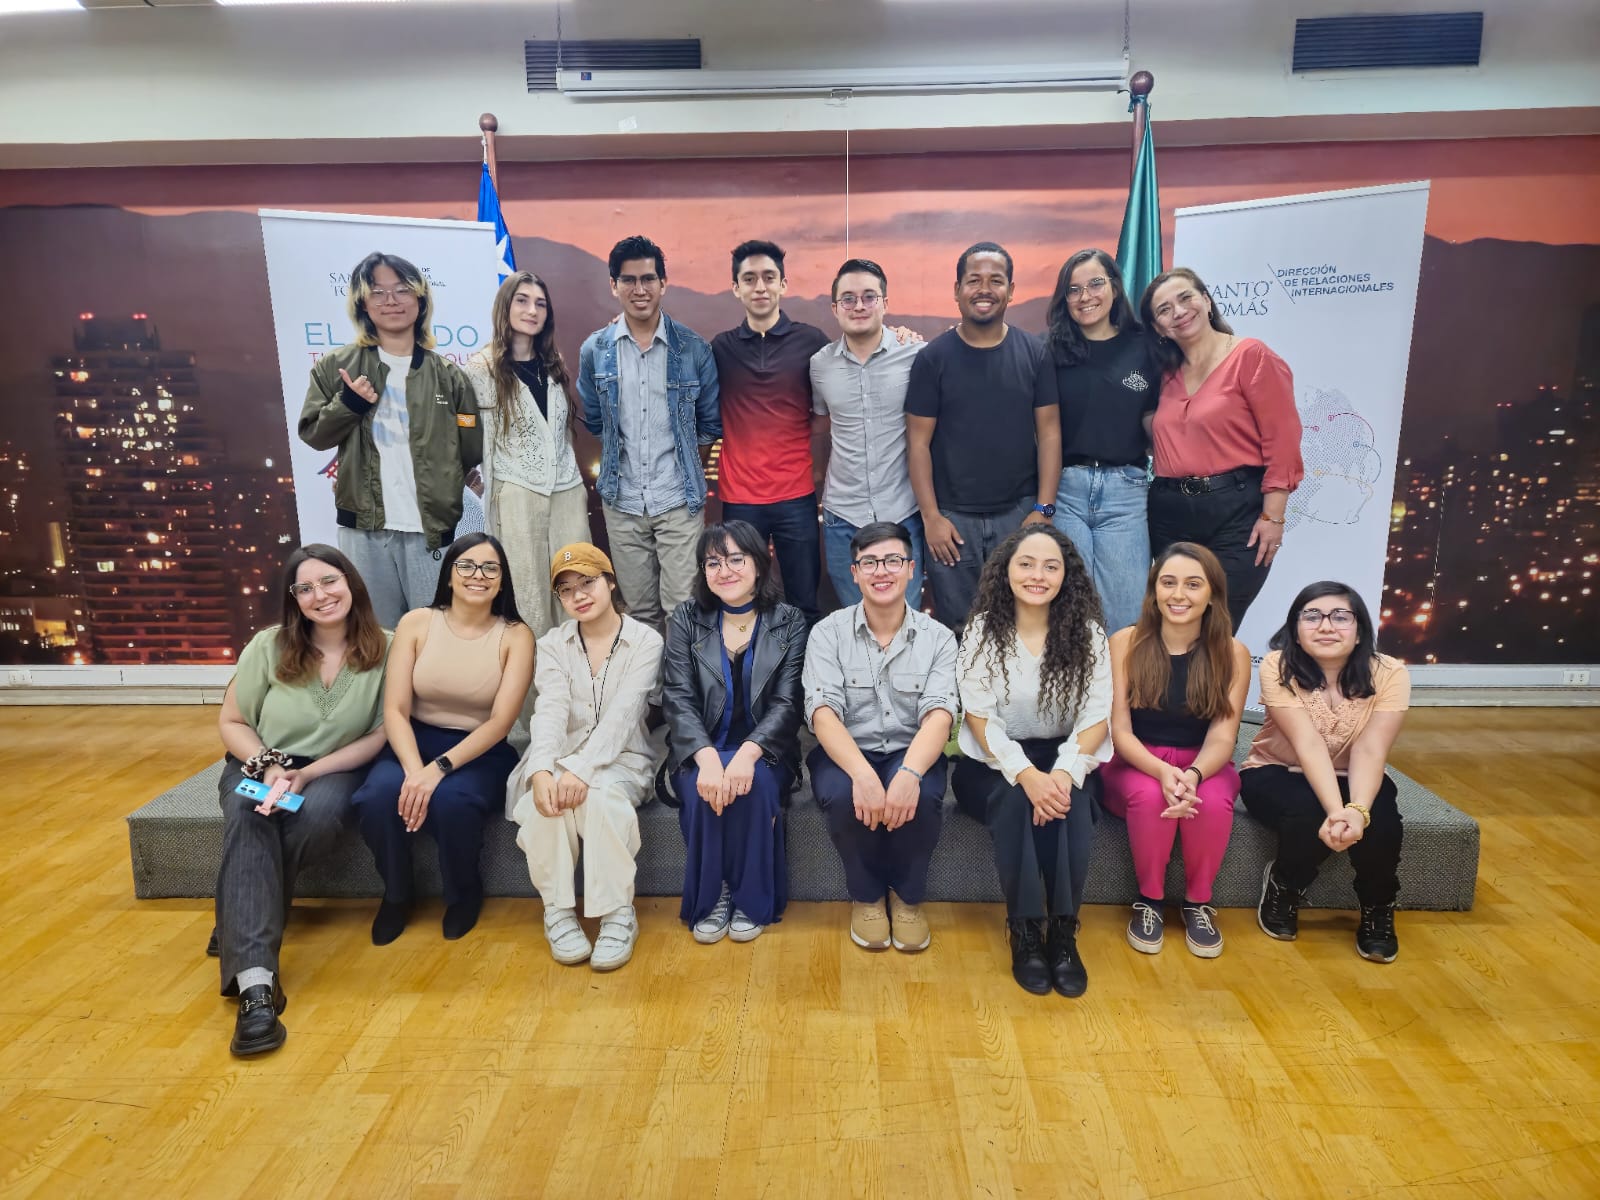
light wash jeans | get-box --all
[821,509,924,612]
[1053,463,1151,635]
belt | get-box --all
[1063,456,1146,469]
[1151,467,1262,496]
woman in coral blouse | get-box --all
[1140,268,1303,630]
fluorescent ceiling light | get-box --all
[558,62,1126,99]
[215,1,407,7]
[0,1,83,13]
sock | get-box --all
[236,967,273,993]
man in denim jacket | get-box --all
[578,234,722,628]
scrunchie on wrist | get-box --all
[243,747,292,780]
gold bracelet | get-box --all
[1345,803,1371,828]
[1260,513,1287,525]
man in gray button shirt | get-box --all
[578,235,721,628]
[802,520,957,954]
[810,258,928,610]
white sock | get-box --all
[236,967,274,993]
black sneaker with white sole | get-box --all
[1257,861,1304,941]
[1356,902,1399,963]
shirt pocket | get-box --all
[890,672,927,717]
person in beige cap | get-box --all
[505,543,663,971]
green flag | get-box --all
[1116,97,1162,301]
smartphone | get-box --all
[235,776,306,813]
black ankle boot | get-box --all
[371,899,411,946]
[1006,918,1051,995]
[1047,916,1088,998]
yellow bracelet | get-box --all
[1260,513,1287,525]
[1344,803,1372,828]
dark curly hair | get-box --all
[966,526,1104,721]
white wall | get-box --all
[0,0,1596,167]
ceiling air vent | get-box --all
[1292,12,1484,72]
[526,39,703,92]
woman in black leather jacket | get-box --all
[663,519,809,945]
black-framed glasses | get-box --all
[288,572,345,599]
[454,560,502,580]
[1299,607,1356,629]
[368,285,417,304]
[616,274,662,291]
[854,554,909,575]
[553,575,603,603]
[703,553,750,573]
[834,292,883,310]
[1066,276,1109,299]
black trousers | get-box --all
[1148,467,1273,631]
[952,737,1098,920]
[1238,765,1403,907]
[808,745,947,905]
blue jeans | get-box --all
[821,509,924,611]
[1053,464,1151,635]
[723,493,822,625]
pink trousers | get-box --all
[1099,744,1239,904]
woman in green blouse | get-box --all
[214,544,390,1056]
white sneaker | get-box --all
[591,905,638,972]
[729,908,764,943]
[543,906,591,965]
[693,885,733,945]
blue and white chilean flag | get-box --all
[477,162,516,282]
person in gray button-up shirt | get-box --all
[802,519,956,954]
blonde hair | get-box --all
[346,252,436,349]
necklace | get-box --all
[722,599,756,635]
[579,619,625,730]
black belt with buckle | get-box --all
[1152,467,1263,496]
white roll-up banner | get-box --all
[1173,182,1431,668]
[258,209,502,544]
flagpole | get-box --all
[1128,71,1153,184]
[479,112,500,191]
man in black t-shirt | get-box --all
[905,242,1062,629]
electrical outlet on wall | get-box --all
[1563,669,1592,686]
[6,669,31,687]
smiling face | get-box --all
[703,536,758,608]
[850,536,914,607]
[292,558,351,628]
[1149,274,1213,347]
[507,280,548,340]
[955,251,1014,327]
[1154,553,1212,629]
[1066,258,1114,337]
[554,570,614,623]
[733,254,786,324]
[1296,592,1360,667]
[362,263,420,338]
[1007,532,1065,610]
[450,542,504,609]
[610,256,666,326]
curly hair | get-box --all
[966,526,1103,721]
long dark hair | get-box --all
[486,270,571,438]
[1046,248,1140,366]
[1139,266,1235,375]
[1270,580,1379,699]
[1124,542,1237,720]
[273,543,387,684]
[429,532,525,624]
[346,251,434,349]
[966,526,1103,720]
[693,520,785,613]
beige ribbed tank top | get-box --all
[411,608,507,731]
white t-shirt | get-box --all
[371,351,423,533]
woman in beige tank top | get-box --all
[351,533,535,945]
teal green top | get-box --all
[231,626,391,759]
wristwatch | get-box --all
[1032,502,1057,518]
[434,754,455,774]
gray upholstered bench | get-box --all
[128,724,1478,911]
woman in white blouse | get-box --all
[952,526,1111,998]
[506,542,662,973]
[465,270,592,636]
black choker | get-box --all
[721,600,756,614]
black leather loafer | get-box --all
[230,981,287,1057]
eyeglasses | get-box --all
[454,560,502,580]
[367,286,417,304]
[834,292,883,310]
[1298,607,1356,629]
[703,553,750,573]
[1066,276,1109,299]
[553,575,604,603]
[616,274,662,291]
[289,572,345,599]
[853,554,909,575]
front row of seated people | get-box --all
[215,525,1411,1055]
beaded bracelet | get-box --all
[897,763,925,782]
[242,747,292,780]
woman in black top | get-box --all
[1102,542,1251,958]
[662,520,809,945]
[1045,248,1159,634]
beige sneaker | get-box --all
[850,899,891,950]
[887,890,931,952]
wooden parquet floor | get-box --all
[0,704,1597,1199]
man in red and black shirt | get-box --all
[711,240,831,623]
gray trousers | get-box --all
[923,496,1034,631]
[214,757,363,994]
[337,527,443,629]
[600,501,704,630]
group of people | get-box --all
[208,236,1412,1057]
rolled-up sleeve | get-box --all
[918,624,959,725]
[1243,343,1304,493]
[957,623,1031,784]
[802,615,848,728]
[1053,624,1114,784]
